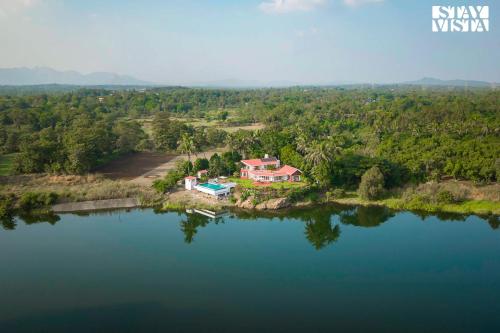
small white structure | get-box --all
[197,169,208,178]
[185,176,197,190]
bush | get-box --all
[327,188,346,200]
[287,186,315,202]
[436,190,455,204]
[19,192,58,210]
[305,191,320,203]
[0,194,15,218]
[240,190,253,201]
[358,166,385,200]
[153,170,183,193]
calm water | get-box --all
[1,205,499,333]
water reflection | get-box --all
[178,205,393,249]
[2,212,60,230]
[180,213,225,244]
[488,215,500,229]
[304,216,340,250]
[3,205,498,251]
[339,206,394,228]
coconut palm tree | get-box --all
[305,137,343,166]
[295,135,309,154]
[178,133,196,174]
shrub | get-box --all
[358,166,385,200]
[19,192,58,210]
[152,170,183,193]
[306,191,320,203]
[0,194,15,218]
[327,188,346,200]
[240,190,253,201]
[436,190,455,204]
[287,186,315,202]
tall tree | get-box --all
[177,133,196,175]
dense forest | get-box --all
[0,87,498,190]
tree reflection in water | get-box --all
[177,205,397,249]
[180,213,225,244]
[3,206,496,252]
[1,217,16,230]
[304,215,340,250]
[2,213,60,230]
[340,206,394,228]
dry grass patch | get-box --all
[0,174,163,205]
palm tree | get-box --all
[227,130,255,158]
[295,135,309,154]
[305,137,343,166]
[178,133,195,174]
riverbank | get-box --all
[328,196,500,216]
[159,189,499,217]
[1,173,498,218]
[0,174,164,218]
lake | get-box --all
[1,205,499,333]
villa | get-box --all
[240,154,302,183]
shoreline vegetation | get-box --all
[1,173,498,220]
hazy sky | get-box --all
[0,0,498,84]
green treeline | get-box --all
[0,87,498,187]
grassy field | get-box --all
[0,154,17,176]
[227,177,307,190]
[136,116,264,135]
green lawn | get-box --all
[0,153,17,176]
[227,177,306,190]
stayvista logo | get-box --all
[432,5,489,32]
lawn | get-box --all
[227,177,306,190]
[0,154,17,176]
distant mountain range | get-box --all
[0,67,497,88]
[188,79,304,88]
[400,77,497,88]
[188,79,360,88]
[0,67,153,86]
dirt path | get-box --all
[130,148,227,186]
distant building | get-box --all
[240,154,302,182]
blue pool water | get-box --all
[198,182,226,190]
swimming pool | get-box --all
[198,183,226,191]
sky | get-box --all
[0,0,499,84]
